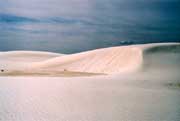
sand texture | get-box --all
[0,43,179,76]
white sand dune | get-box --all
[0,51,62,61]
[31,43,180,74]
[142,43,180,70]
[32,46,143,74]
[0,43,180,121]
[0,51,63,71]
[0,43,179,76]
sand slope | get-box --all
[142,43,180,70]
[0,51,63,71]
[32,46,143,74]
[0,51,62,62]
[0,43,179,76]
[31,43,180,74]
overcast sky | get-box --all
[0,0,180,53]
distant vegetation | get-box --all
[167,83,180,89]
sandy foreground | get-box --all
[0,43,180,121]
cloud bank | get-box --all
[0,0,180,53]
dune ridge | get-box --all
[0,43,179,76]
[32,46,143,74]
[0,51,63,71]
[0,51,62,61]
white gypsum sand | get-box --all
[0,51,63,73]
[0,43,179,76]
[0,43,180,121]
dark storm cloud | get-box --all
[0,0,180,53]
[0,13,38,23]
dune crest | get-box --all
[0,51,63,71]
[0,43,179,76]
[33,46,143,74]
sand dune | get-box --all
[0,51,62,62]
[32,43,180,74]
[0,51,63,71]
[142,43,180,70]
[32,46,143,74]
[0,43,180,121]
[0,43,179,76]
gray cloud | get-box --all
[0,0,180,53]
